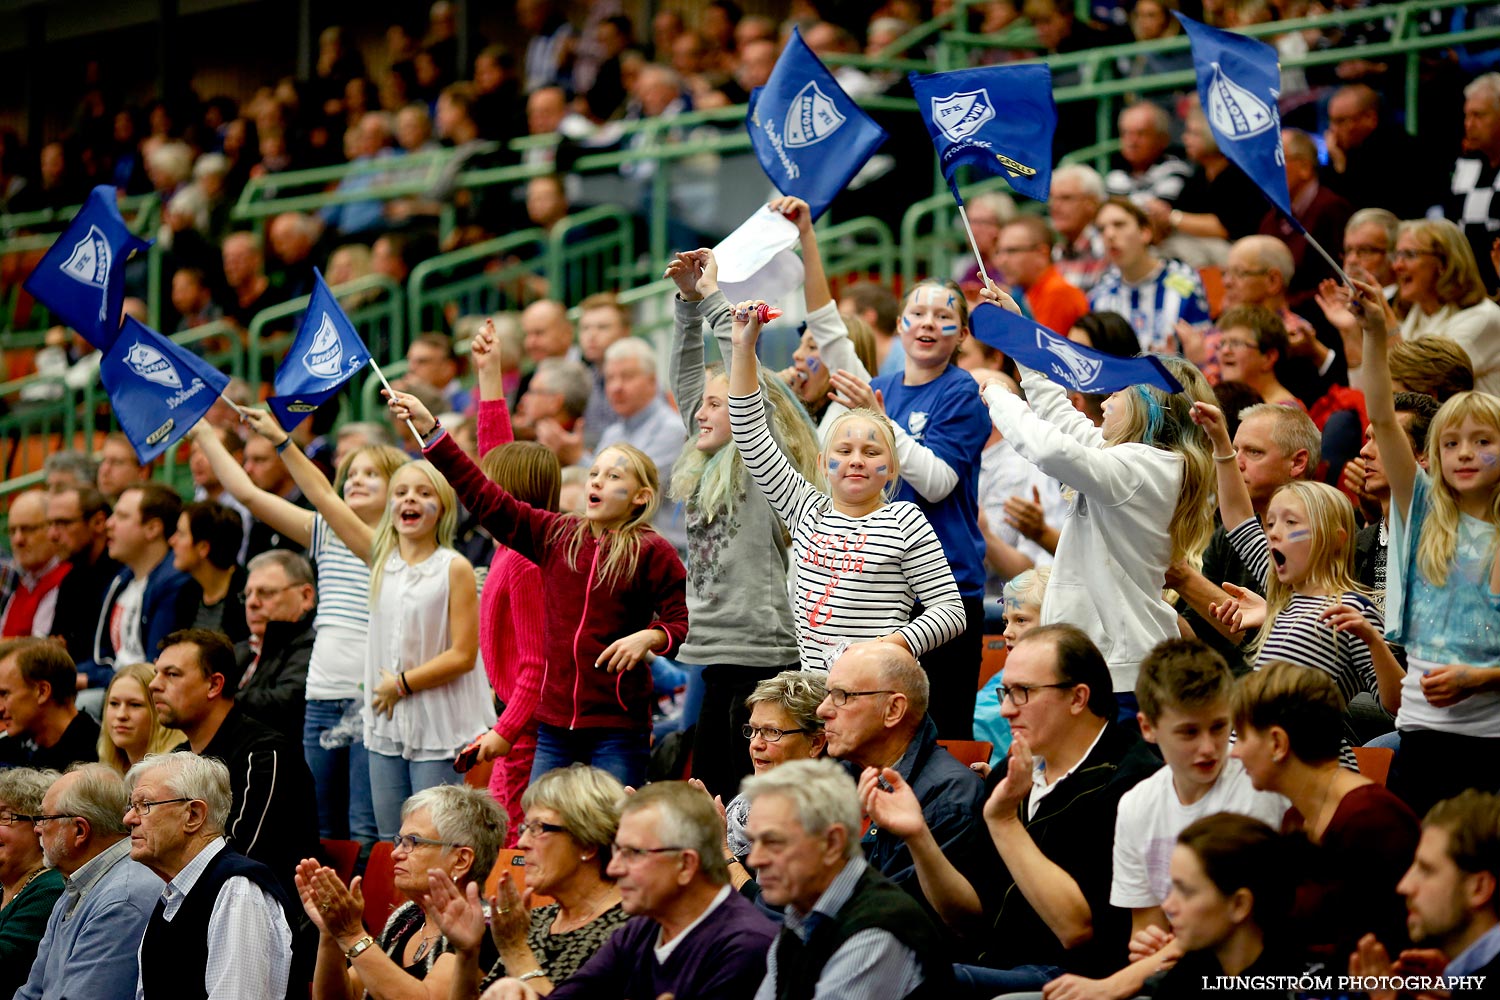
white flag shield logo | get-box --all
[1205,63,1277,142]
[783,81,846,148]
[60,224,111,322]
[931,90,996,143]
[1039,329,1103,389]
[125,341,182,390]
[302,314,345,380]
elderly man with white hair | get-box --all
[595,336,687,548]
[1049,164,1109,293]
[126,752,296,1000]
[746,758,952,999]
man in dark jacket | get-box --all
[47,485,120,665]
[233,551,316,743]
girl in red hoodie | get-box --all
[387,385,688,789]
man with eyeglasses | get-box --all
[490,781,776,1000]
[1258,129,1353,313]
[151,628,318,904]
[0,490,69,641]
[816,642,986,911]
[863,625,1159,994]
[46,486,120,665]
[126,752,296,1000]
[231,551,316,743]
[0,637,99,771]
[15,763,162,1000]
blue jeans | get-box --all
[1365,730,1402,750]
[952,963,1064,996]
[367,750,463,839]
[531,723,649,789]
[303,699,377,844]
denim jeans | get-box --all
[367,750,463,839]
[303,698,378,844]
[531,723,649,789]
[951,962,1064,996]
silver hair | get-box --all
[1237,403,1322,474]
[56,762,130,837]
[746,670,827,734]
[146,142,195,186]
[402,785,507,887]
[1119,101,1171,136]
[1345,207,1399,249]
[1051,163,1105,201]
[0,767,57,816]
[1233,235,1296,285]
[1465,72,1500,110]
[602,336,658,380]
[246,549,316,587]
[533,357,594,419]
[43,450,99,483]
[127,753,232,833]
[193,153,229,179]
[742,759,863,860]
[621,782,728,885]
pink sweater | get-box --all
[476,399,547,744]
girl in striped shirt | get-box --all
[727,298,966,671]
[1192,402,1404,763]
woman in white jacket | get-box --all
[972,288,1217,714]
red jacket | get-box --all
[426,431,688,731]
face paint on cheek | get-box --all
[1481,452,1498,467]
[827,459,841,471]
[1285,529,1312,541]
[874,465,888,475]
[901,315,913,331]
[421,500,439,518]
[940,323,958,334]
[807,357,821,373]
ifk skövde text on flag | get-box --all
[266,269,373,430]
[907,64,1057,205]
[746,26,888,220]
[100,317,231,464]
[23,185,153,350]
[970,302,1184,394]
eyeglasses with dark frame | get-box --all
[825,688,896,707]
[515,820,568,839]
[30,813,83,824]
[998,682,1078,706]
[238,583,301,605]
[123,797,195,818]
[611,843,689,863]
[0,810,37,826]
[741,725,811,743]
[390,833,461,853]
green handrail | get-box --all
[899,176,1020,289]
[360,358,410,423]
[545,205,637,303]
[818,216,897,289]
[245,274,404,391]
[232,147,477,221]
[405,228,549,340]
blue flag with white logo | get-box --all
[908,65,1056,205]
[100,318,231,463]
[23,186,153,351]
[266,270,372,430]
[746,27,888,220]
[970,303,1183,394]
[1175,13,1296,228]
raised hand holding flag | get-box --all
[99,318,232,463]
[266,270,373,430]
[23,186,152,350]
[969,301,1183,395]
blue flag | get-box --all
[970,303,1183,394]
[746,27,888,220]
[1175,14,1296,228]
[23,186,153,350]
[100,318,231,464]
[266,270,372,430]
[908,65,1056,205]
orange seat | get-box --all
[979,636,1007,691]
[484,849,555,909]
[465,757,494,790]
[938,739,994,768]
[320,838,360,885]
[1353,746,1394,787]
[1200,265,1225,318]
[360,840,403,931]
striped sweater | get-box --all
[728,389,965,670]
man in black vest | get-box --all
[127,751,294,1000]
[745,758,951,1000]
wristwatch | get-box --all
[344,935,377,960]
[517,970,547,982]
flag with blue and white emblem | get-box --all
[23,185,153,350]
[969,303,1183,394]
[100,318,231,463]
[266,269,372,430]
[1176,14,1296,228]
[908,65,1057,204]
[746,27,888,220]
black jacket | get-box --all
[51,548,120,665]
[174,565,250,646]
[234,613,315,743]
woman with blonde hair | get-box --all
[1391,218,1500,394]
[96,663,179,773]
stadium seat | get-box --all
[320,837,360,885]
[938,739,994,768]
[360,840,402,929]
[1352,746,1394,787]
[483,849,555,909]
[979,636,1007,690]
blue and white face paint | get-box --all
[899,283,966,372]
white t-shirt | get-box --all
[979,438,1067,571]
[110,577,149,666]
[1111,758,1290,908]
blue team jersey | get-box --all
[1088,259,1212,356]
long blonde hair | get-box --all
[670,365,821,522]
[1416,391,1500,587]
[552,442,661,589]
[367,460,459,604]
[1102,357,1217,565]
[96,663,180,774]
[1248,481,1364,658]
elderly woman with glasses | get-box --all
[296,784,506,1000]
[427,764,627,999]
[1389,217,1500,395]
[0,768,64,998]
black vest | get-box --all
[138,844,295,1000]
[773,865,955,1000]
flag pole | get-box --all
[956,202,995,291]
[219,394,248,418]
[1302,231,1353,291]
[369,359,426,448]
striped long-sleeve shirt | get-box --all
[728,390,965,670]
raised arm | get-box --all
[471,319,515,455]
[665,250,710,430]
[771,196,832,314]
[1190,402,1255,535]
[191,421,315,549]
[1355,276,1417,518]
[240,409,376,563]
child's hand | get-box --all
[1209,582,1265,635]
[664,251,705,301]
[1349,274,1389,339]
[470,318,501,372]
[827,369,884,413]
[477,730,511,762]
[730,299,767,351]
[1189,401,1233,449]
[1420,664,1476,708]
[240,407,287,443]
[385,387,438,437]
[1128,925,1176,964]
[596,628,665,673]
[695,248,719,297]
[978,281,1023,315]
[1320,603,1378,645]
[768,195,813,236]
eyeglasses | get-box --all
[1392,249,1443,262]
[0,810,37,826]
[825,688,895,707]
[30,813,82,824]
[997,244,1044,255]
[742,725,812,743]
[998,682,1078,706]
[1218,337,1262,352]
[516,820,567,839]
[1344,245,1389,259]
[238,583,299,605]
[124,797,194,817]
[390,832,460,853]
[611,843,688,863]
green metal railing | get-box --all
[246,274,404,390]
[545,205,637,305]
[819,216,897,289]
[899,176,1021,290]
[406,229,548,340]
